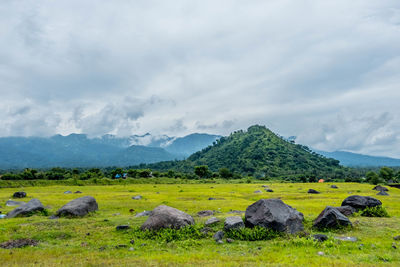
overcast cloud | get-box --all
[1,0,400,157]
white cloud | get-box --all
[0,0,399,156]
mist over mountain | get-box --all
[315,150,400,167]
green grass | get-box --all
[0,182,399,266]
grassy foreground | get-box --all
[0,182,399,266]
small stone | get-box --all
[254,190,262,193]
[392,243,397,249]
[201,227,212,235]
[64,191,72,194]
[265,189,274,192]
[13,192,27,198]
[213,230,224,241]
[217,240,224,244]
[116,244,127,248]
[335,236,357,242]
[74,191,82,194]
[116,225,131,230]
[359,244,364,250]
[224,216,245,231]
[208,197,216,200]
[86,233,90,236]
[205,217,220,226]
[317,251,325,256]
[129,247,135,251]
[308,189,320,194]
[394,236,400,241]
[99,246,106,251]
[141,243,146,247]
[330,185,338,189]
[226,238,234,243]
[197,210,214,217]
[132,195,142,200]
[377,191,389,196]
[48,215,59,220]
[113,213,121,216]
[130,240,135,244]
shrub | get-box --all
[129,225,206,242]
[358,206,390,217]
[225,226,281,241]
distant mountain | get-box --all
[0,132,218,169]
[316,150,400,167]
[149,125,347,178]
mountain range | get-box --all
[0,127,399,170]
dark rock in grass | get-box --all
[74,191,82,194]
[197,210,214,217]
[6,200,25,207]
[0,238,38,249]
[56,196,98,217]
[116,225,131,230]
[245,199,304,234]
[64,191,72,194]
[265,189,274,192]
[224,216,245,231]
[201,227,212,235]
[377,191,389,196]
[308,189,320,194]
[373,185,388,192]
[330,185,338,189]
[205,217,220,226]
[341,195,382,211]
[132,195,142,200]
[335,206,356,217]
[313,206,352,229]
[226,238,234,243]
[313,234,328,242]
[335,236,357,242]
[208,197,216,200]
[141,205,194,230]
[13,192,26,198]
[135,210,152,217]
[394,235,400,241]
[254,190,263,193]
[392,243,397,249]
[213,230,224,241]
[261,185,269,188]
[7,199,44,218]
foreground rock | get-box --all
[245,199,304,234]
[135,210,152,217]
[313,206,352,229]
[0,238,38,249]
[56,196,98,217]
[205,217,220,226]
[224,216,245,231]
[213,230,224,241]
[197,210,214,217]
[308,189,320,194]
[373,185,388,192]
[7,199,44,218]
[335,206,356,217]
[6,200,25,207]
[330,185,338,189]
[377,191,389,196]
[13,192,27,198]
[141,205,194,230]
[313,234,328,242]
[341,195,382,210]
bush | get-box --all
[225,226,281,241]
[129,225,206,242]
[358,206,390,217]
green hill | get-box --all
[147,125,349,179]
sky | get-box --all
[1,0,400,157]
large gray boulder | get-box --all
[141,205,194,230]
[341,195,382,211]
[224,216,245,231]
[313,206,352,229]
[56,196,98,217]
[377,191,389,196]
[245,199,304,234]
[7,199,44,218]
[335,206,356,217]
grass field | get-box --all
[0,182,399,266]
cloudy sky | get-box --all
[1,0,400,157]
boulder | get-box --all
[205,217,220,226]
[74,191,82,194]
[335,206,356,216]
[135,210,152,217]
[254,190,263,194]
[313,206,352,229]
[141,205,194,230]
[341,195,382,211]
[6,200,25,207]
[213,230,224,241]
[224,216,245,231]
[116,225,131,230]
[330,185,338,189]
[265,189,274,192]
[377,191,389,196]
[7,199,44,218]
[132,195,142,200]
[308,189,320,194]
[56,196,98,217]
[245,199,304,234]
[313,234,328,242]
[373,185,388,192]
[197,210,214,217]
[13,192,26,198]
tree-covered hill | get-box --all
[147,125,349,179]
